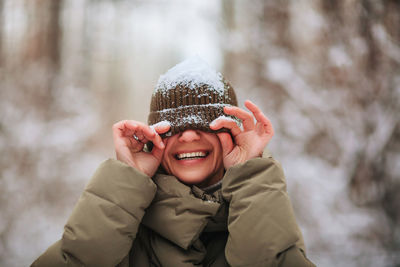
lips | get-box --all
[174,150,209,160]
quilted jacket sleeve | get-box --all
[221,157,315,267]
[31,159,157,267]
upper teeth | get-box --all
[177,152,206,159]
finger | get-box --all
[210,118,242,137]
[151,134,165,150]
[223,106,254,131]
[151,145,165,161]
[133,131,146,143]
[113,121,159,149]
[128,139,144,153]
[151,121,171,135]
[114,120,145,139]
[260,115,274,136]
[113,121,137,150]
[149,121,170,149]
[133,125,166,150]
[244,100,274,135]
[244,100,265,124]
[217,132,234,157]
[113,120,133,138]
[126,121,154,138]
[113,120,166,150]
[125,124,150,146]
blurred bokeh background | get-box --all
[1,0,399,266]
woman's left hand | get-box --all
[210,100,274,169]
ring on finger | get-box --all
[133,134,140,142]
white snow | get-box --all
[155,56,225,95]
[156,103,228,114]
[181,114,203,124]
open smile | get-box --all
[174,150,210,161]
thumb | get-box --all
[216,132,234,157]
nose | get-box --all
[178,130,201,142]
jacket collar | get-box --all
[141,174,226,249]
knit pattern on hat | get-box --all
[148,57,240,137]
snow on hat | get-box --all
[148,56,240,137]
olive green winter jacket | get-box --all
[32,156,315,267]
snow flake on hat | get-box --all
[155,56,225,96]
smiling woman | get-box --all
[31,57,315,267]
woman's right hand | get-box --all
[112,120,170,177]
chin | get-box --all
[175,172,210,185]
[174,168,224,188]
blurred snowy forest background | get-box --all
[0,0,399,266]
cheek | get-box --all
[210,139,224,166]
[212,137,223,154]
[214,151,224,169]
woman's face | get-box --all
[161,130,224,188]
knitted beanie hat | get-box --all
[148,56,240,137]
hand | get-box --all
[112,120,170,177]
[209,100,274,169]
